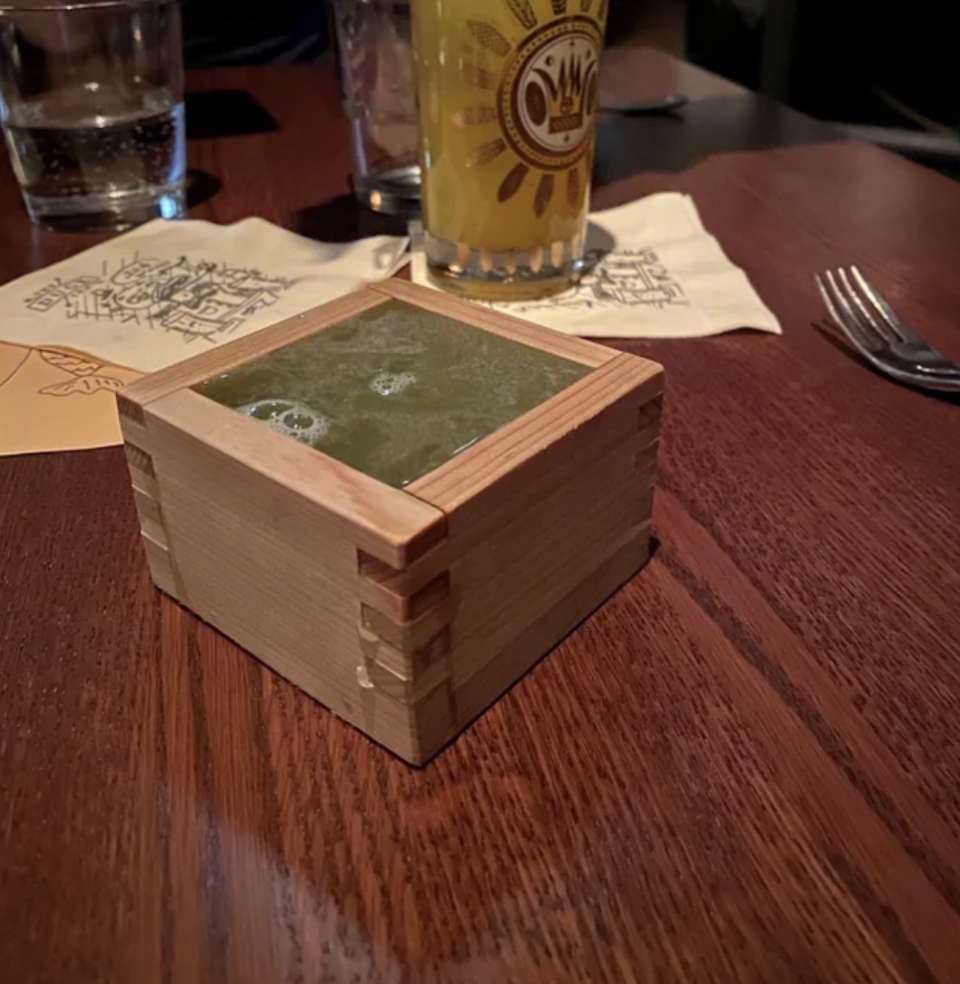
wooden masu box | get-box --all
[117,281,664,764]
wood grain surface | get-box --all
[3,48,960,984]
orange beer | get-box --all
[412,0,609,300]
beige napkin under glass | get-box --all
[411,192,782,339]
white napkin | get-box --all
[411,192,781,339]
[0,218,409,372]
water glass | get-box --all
[0,0,186,232]
[332,0,419,217]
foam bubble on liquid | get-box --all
[238,399,330,446]
[370,371,416,397]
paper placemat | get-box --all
[0,343,140,456]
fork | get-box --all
[815,266,960,393]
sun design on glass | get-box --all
[456,0,608,219]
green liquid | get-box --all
[194,299,591,489]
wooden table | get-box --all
[3,48,960,984]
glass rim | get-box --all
[0,0,177,12]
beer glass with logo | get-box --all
[411,0,609,301]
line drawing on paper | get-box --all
[0,347,127,398]
[23,252,299,344]
[0,348,30,392]
[36,350,127,396]
[504,247,689,313]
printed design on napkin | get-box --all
[509,247,689,313]
[0,348,126,398]
[23,253,299,344]
[36,350,126,397]
[0,340,142,457]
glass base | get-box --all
[423,230,586,302]
[22,180,186,233]
[354,165,421,219]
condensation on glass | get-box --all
[0,0,186,231]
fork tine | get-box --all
[818,272,884,353]
[818,271,960,389]
[814,273,844,326]
[837,268,901,346]
[822,270,883,350]
[817,274,888,366]
[816,272,857,340]
[851,266,928,347]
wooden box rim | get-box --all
[119,280,663,569]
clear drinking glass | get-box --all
[332,0,420,217]
[0,0,186,232]
[411,0,610,301]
